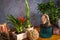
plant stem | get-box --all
[25,0,31,28]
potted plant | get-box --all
[7,15,27,40]
[6,0,33,40]
[37,0,60,27]
[7,0,39,40]
[24,0,33,30]
[25,0,39,40]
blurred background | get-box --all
[0,0,59,26]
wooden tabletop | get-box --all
[23,35,60,40]
[37,35,60,40]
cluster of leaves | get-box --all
[37,0,60,26]
[7,15,27,33]
[25,0,31,28]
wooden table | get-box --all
[23,35,60,40]
[37,35,60,40]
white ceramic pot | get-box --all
[12,31,27,40]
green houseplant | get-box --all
[37,0,60,26]
[25,0,34,31]
[7,15,27,40]
[7,0,32,40]
[7,15,26,33]
[7,0,31,34]
[25,0,39,40]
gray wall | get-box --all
[0,0,58,26]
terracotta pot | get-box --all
[12,31,27,40]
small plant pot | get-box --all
[12,31,27,40]
[40,25,53,38]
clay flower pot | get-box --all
[12,31,27,40]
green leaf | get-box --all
[6,15,23,33]
[25,0,31,28]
